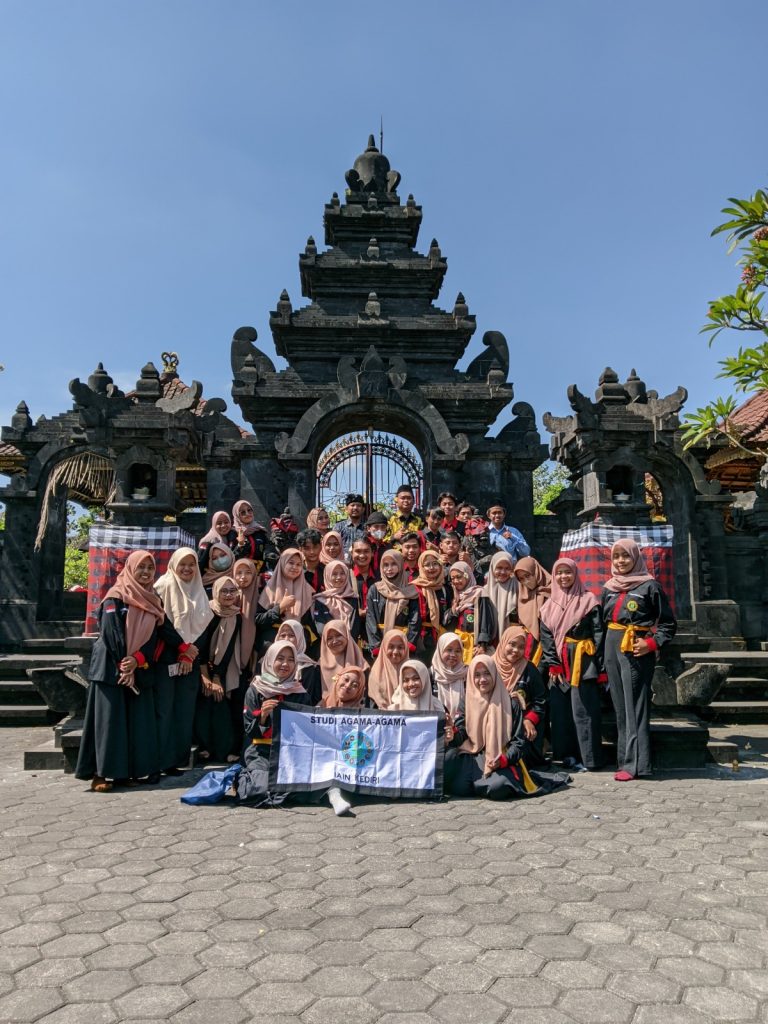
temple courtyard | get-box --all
[0,728,766,1024]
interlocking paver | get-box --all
[1,728,767,1024]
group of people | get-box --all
[75,486,677,813]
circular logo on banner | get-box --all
[626,599,639,612]
[340,730,375,769]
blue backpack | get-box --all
[180,763,241,805]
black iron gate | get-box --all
[316,430,423,512]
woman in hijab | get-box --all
[154,548,213,775]
[194,577,242,763]
[231,499,272,571]
[306,507,331,536]
[321,663,371,817]
[513,557,552,665]
[367,629,409,709]
[494,625,548,764]
[312,560,362,644]
[275,618,322,705]
[236,640,309,807]
[483,551,519,641]
[540,558,604,769]
[442,561,496,662]
[197,511,233,575]
[76,551,191,791]
[320,530,344,566]
[444,655,569,800]
[201,542,235,597]
[365,550,421,656]
[430,632,467,719]
[412,550,452,658]
[318,619,366,701]
[389,660,444,714]
[256,548,315,655]
[601,540,676,781]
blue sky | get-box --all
[1,0,766,446]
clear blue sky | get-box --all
[1,0,766,443]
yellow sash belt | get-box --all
[455,628,475,665]
[607,621,651,654]
[519,759,539,794]
[563,637,596,687]
[530,641,543,668]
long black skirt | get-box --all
[444,748,570,800]
[75,678,159,782]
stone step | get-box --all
[22,638,76,653]
[0,680,48,706]
[0,705,62,726]
[681,651,768,674]
[699,701,768,723]
[723,676,768,699]
[32,620,85,640]
[0,653,80,679]
[24,741,66,772]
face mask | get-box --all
[371,529,386,540]
[212,556,231,571]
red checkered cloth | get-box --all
[559,524,675,611]
[86,525,196,634]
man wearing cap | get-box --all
[365,511,392,576]
[386,484,425,544]
[337,493,367,558]
[486,502,530,561]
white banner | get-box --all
[269,703,444,799]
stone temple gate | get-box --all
[1,134,767,678]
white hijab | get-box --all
[154,547,214,643]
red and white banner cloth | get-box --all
[86,525,196,633]
[559,524,675,609]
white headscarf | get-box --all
[155,547,214,643]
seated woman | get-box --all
[275,618,322,705]
[312,560,363,644]
[430,632,467,719]
[412,550,452,660]
[442,561,496,662]
[197,511,233,576]
[365,550,421,657]
[256,548,315,655]
[540,558,604,770]
[76,551,192,791]
[494,625,548,764]
[154,547,213,776]
[236,640,309,807]
[318,618,367,703]
[201,542,235,597]
[194,577,242,763]
[389,660,444,714]
[367,629,409,709]
[483,551,519,641]
[513,556,551,665]
[320,530,344,566]
[444,655,569,801]
[320,664,370,817]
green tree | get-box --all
[533,462,569,515]
[682,186,768,452]
[63,504,99,589]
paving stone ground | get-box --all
[2,726,768,1024]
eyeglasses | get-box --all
[220,588,239,596]
[240,507,253,513]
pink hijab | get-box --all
[318,619,366,697]
[232,499,266,535]
[604,539,655,593]
[259,548,315,619]
[320,530,344,565]
[316,560,357,625]
[104,550,165,656]
[368,629,408,709]
[540,558,599,651]
[199,511,232,546]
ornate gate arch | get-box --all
[316,429,423,511]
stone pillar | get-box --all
[37,484,68,621]
[695,493,732,601]
[0,489,39,645]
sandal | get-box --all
[90,776,113,793]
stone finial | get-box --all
[367,194,378,209]
[277,290,292,323]
[11,400,32,431]
[429,238,441,263]
[364,292,381,318]
[305,236,317,256]
[330,192,340,207]
[624,368,647,403]
[406,194,416,208]
[595,367,627,405]
[366,237,380,260]
[87,362,113,395]
[345,134,401,195]
[135,361,162,402]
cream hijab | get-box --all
[367,629,408,709]
[460,655,515,776]
[430,632,467,717]
[155,547,213,644]
[389,660,443,713]
[318,618,366,697]
[483,551,518,630]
